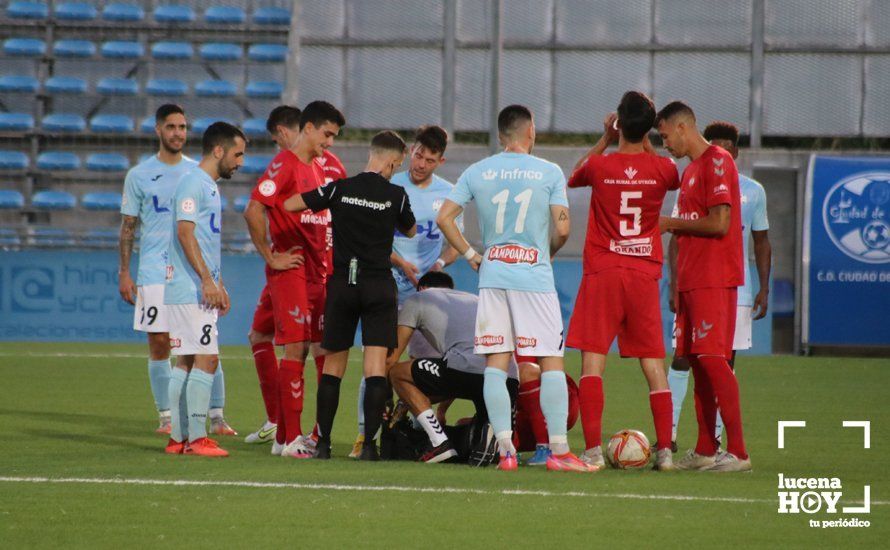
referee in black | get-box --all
[284,130,416,460]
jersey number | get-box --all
[491,188,533,234]
[619,191,642,237]
[140,306,158,326]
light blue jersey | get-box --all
[164,168,222,305]
[739,174,769,306]
[121,154,198,285]
[449,152,568,292]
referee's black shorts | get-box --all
[322,271,398,351]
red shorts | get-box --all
[675,287,737,360]
[566,268,665,358]
[250,283,275,335]
[267,270,326,345]
[514,374,580,452]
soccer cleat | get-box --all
[348,433,365,459]
[271,441,285,456]
[525,444,551,466]
[210,417,238,436]
[497,452,518,471]
[165,438,185,454]
[303,433,318,452]
[546,452,598,472]
[314,439,332,460]
[359,442,380,461]
[244,422,277,444]
[580,446,605,469]
[185,437,229,457]
[706,452,752,473]
[675,449,717,471]
[653,448,676,471]
[282,436,314,459]
[156,415,172,435]
[420,441,458,464]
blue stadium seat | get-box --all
[0,75,39,93]
[0,113,34,131]
[28,227,76,247]
[32,190,76,210]
[0,227,22,248]
[242,155,272,174]
[154,5,195,23]
[97,77,139,96]
[86,153,129,172]
[42,113,87,132]
[246,80,283,98]
[53,39,96,58]
[248,43,287,62]
[233,194,250,213]
[55,2,97,21]
[199,42,241,61]
[90,114,134,134]
[243,118,267,137]
[7,1,48,19]
[205,6,245,25]
[37,151,80,170]
[191,117,235,134]
[146,78,187,96]
[82,191,122,211]
[219,195,229,212]
[3,38,46,57]
[0,190,25,209]
[45,76,87,94]
[151,41,193,59]
[0,151,29,170]
[83,228,119,248]
[253,7,289,25]
[139,116,155,134]
[101,41,144,59]
[195,79,237,97]
[102,3,144,22]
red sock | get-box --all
[579,375,604,450]
[697,355,747,459]
[278,359,305,445]
[251,342,279,424]
[649,390,673,451]
[689,357,719,456]
[311,354,325,439]
[517,379,549,445]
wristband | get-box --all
[435,258,446,269]
[463,247,478,261]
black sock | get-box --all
[362,376,387,445]
[316,374,342,443]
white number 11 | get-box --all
[491,188,533,233]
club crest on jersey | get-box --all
[259,179,276,197]
[180,198,196,214]
[475,335,505,346]
[609,237,653,256]
[432,199,444,211]
[516,336,538,348]
[487,244,539,265]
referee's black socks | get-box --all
[316,374,342,448]
[363,376,388,448]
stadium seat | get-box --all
[7,1,48,19]
[42,113,87,133]
[219,195,229,212]
[0,151,29,170]
[253,7,289,25]
[0,227,22,248]
[37,151,80,170]
[55,2,97,21]
[101,41,144,59]
[53,39,96,58]
[90,114,134,134]
[246,81,283,98]
[146,78,187,96]
[3,38,46,57]
[86,153,129,172]
[199,42,242,61]
[102,3,144,22]
[45,76,88,94]
[248,43,287,62]
[195,79,237,97]
[0,113,34,131]
[139,116,155,134]
[0,189,25,209]
[82,191,122,211]
[233,194,250,213]
[32,190,76,210]
[97,77,139,96]
[191,117,235,134]
[151,41,193,59]
[243,118,267,137]
[0,75,39,93]
[205,6,245,25]
[83,228,119,248]
[154,5,195,23]
[28,227,76,247]
[242,155,272,174]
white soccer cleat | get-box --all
[271,441,285,456]
[580,446,605,468]
[653,448,676,471]
[706,451,752,473]
[675,449,717,471]
[244,422,277,444]
[281,436,313,459]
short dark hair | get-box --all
[616,91,656,143]
[414,125,448,156]
[155,103,185,123]
[299,100,346,131]
[417,271,454,290]
[202,121,247,155]
[370,130,407,154]
[703,120,740,146]
[266,105,302,134]
[655,101,696,126]
[497,104,533,137]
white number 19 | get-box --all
[491,188,533,234]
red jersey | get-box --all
[674,145,744,291]
[568,152,679,278]
[317,150,348,276]
[250,149,328,282]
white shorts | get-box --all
[168,304,219,356]
[133,284,169,333]
[670,305,753,351]
[474,289,564,357]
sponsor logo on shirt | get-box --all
[300,211,331,226]
[180,198,195,214]
[432,199,444,211]
[609,237,653,256]
[341,196,391,211]
[714,183,729,195]
[165,265,174,281]
[624,167,638,179]
[487,244,539,265]
[475,334,505,347]
[516,336,537,348]
[259,179,277,197]
[170,337,181,349]
[482,168,544,181]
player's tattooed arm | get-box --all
[550,205,571,258]
[177,220,222,309]
[118,215,138,305]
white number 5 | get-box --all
[619,191,642,236]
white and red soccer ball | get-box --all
[607,429,651,469]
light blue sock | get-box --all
[178,376,188,439]
[482,367,513,454]
[186,369,214,442]
[210,361,225,410]
[667,367,690,439]
[540,371,569,454]
[149,359,172,412]
[715,411,725,442]
[357,377,366,435]
[167,368,188,442]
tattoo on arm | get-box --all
[119,216,138,271]
[558,211,568,221]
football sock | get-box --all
[697,355,747,460]
[362,376,388,445]
[209,362,225,410]
[689,357,719,456]
[417,409,448,447]
[316,374,342,442]
[649,390,673,451]
[278,359,305,443]
[167,368,188,442]
[186,369,214,442]
[667,366,689,441]
[540,371,570,455]
[208,407,223,420]
[148,358,171,412]
[356,376,366,436]
[715,410,725,443]
[517,379,549,445]
[251,342,279,423]
[579,375,604,450]
[483,368,514,456]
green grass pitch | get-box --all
[0,342,886,548]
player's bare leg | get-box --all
[389,360,456,463]
[578,352,606,468]
[148,332,172,434]
[314,349,349,459]
[246,329,279,446]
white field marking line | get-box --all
[0,351,364,362]
[0,476,885,506]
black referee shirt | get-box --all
[302,172,416,274]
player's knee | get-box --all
[518,361,541,384]
[247,330,273,346]
[670,356,691,372]
[282,342,309,361]
[147,333,170,360]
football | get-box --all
[607,429,652,469]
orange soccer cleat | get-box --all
[546,452,598,472]
[497,452,518,471]
[184,437,229,457]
